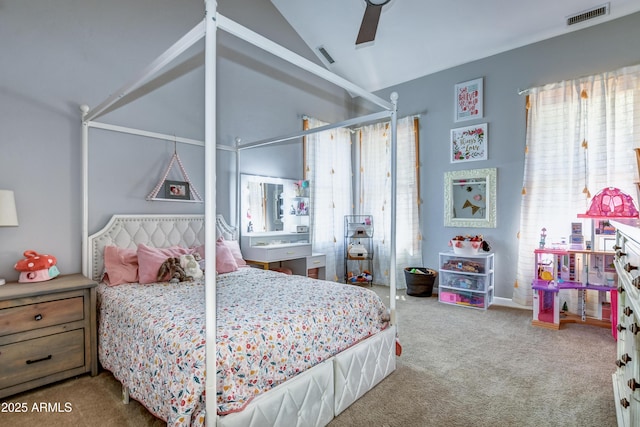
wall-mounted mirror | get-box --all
[241,174,283,233]
[444,167,497,228]
[240,174,309,235]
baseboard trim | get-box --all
[430,288,532,311]
[492,296,532,310]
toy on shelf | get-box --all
[344,215,374,285]
[570,222,584,249]
[539,228,547,249]
[439,290,486,308]
[347,270,372,284]
[449,234,484,255]
[14,250,60,283]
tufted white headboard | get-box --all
[87,214,236,282]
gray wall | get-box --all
[0,0,353,282]
[376,11,640,299]
[1,0,639,299]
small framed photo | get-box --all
[454,77,483,122]
[164,180,190,200]
[450,123,488,163]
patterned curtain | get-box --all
[514,64,640,305]
[359,117,422,288]
[304,117,353,282]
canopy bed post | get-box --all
[235,137,241,234]
[204,0,218,425]
[389,92,398,324]
[81,104,90,277]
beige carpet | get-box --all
[2,287,617,427]
[331,289,617,427]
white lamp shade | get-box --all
[0,190,19,226]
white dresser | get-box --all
[611,219,640,427]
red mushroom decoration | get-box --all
[14,250,60,283]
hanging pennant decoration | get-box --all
[462,199,481,215]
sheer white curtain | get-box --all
[304,117,353,282]
[359,117,422,288]
[514,64,640,305]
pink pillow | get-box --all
[222,239,247,267]
[103,246,138,286]
[216,241,238,274]
[137,243,193,284]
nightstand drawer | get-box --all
[0,328,85,389]
[0,296,84,336]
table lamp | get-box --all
[0,189,19,285]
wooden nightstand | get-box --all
[0,274,97,399]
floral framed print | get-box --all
[454,77,483,122]
[450,123,488,163]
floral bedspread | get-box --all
[97,267,389,426]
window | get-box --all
[514,64,640,305]
[304,117,353,282]
[304,116,422,287]
[358,117,422,287]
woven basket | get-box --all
[404,267,437,297]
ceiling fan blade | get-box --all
[356,4,383,45]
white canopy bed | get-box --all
[81,1,400,426]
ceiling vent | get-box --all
[317,46,335,64]
[566,3,610,26]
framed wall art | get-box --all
[450,123,488,163]
[444,167,497,228]
[454,77,483,122]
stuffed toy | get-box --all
[180,254,203,280]
[157,257,191,283]
[14,250,60,283]
[347,270,372,283]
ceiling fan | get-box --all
[356,0,391,45]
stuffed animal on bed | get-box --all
[180,254,203,280]
[157,257,191,283]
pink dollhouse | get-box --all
[532,187,639,334]
[531,248,616,330]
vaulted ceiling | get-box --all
[271,0,640,92]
